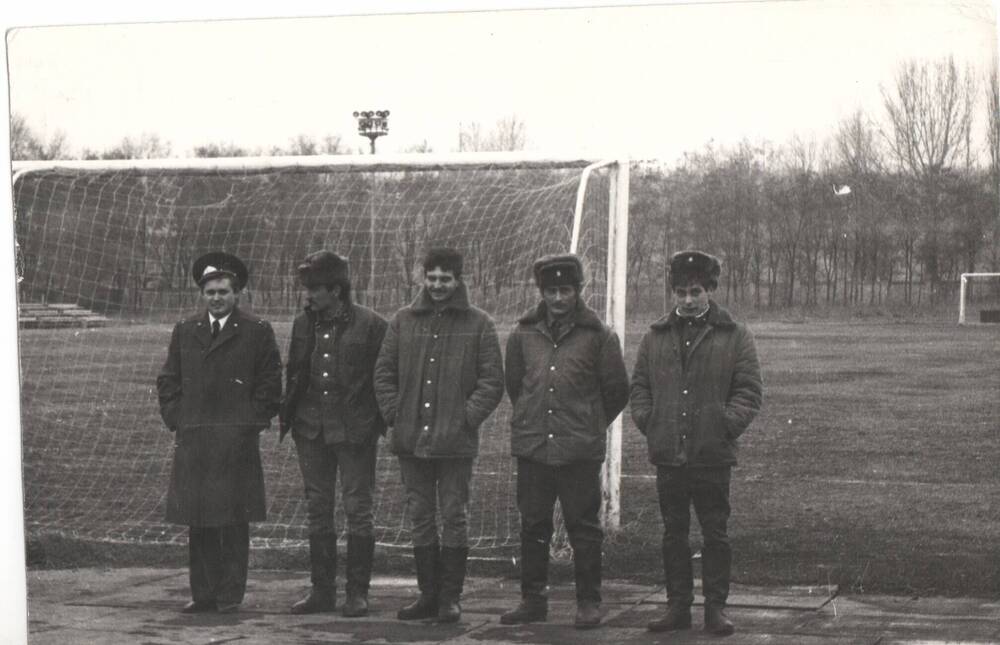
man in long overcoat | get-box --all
[374,247,504,624]
[157,252,282,614]
[500,253,629,629]
[280,250,387,617]
[630,250,762,636]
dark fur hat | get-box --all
[669,250,721,290]
[422,247,463,279]
[533,253,585,289]
[298,250,350,289]
[192,252,248,290]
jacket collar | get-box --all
[303,299,354,325]
[410,282,472,314]
[189,306,247,351]
[650,299,736,331]
[517,300,604,331]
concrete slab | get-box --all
[24,568,1000,644]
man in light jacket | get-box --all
[630,250,762,636]
[374,247,504,624]
[500,253,629,629]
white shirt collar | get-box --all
[208,312,232,330]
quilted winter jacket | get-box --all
[505,301,629,465]
[373,283,504,458]
[630,300,762,467]
[279,302,388,443]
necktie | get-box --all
[212,320,220,338]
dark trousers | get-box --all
[293,433,378,537]
[188,523,250,604]
[517,458,603,602]
[398,457,473,547]
[656,465,731,608]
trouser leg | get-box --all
[399,457,439,547]
[216,523,250,605]
[435,459,473,622]
[556,461,604,604]
[437,458,473,549]
[397,458,441,620]
[515,458,556,601]
[692,469,732,608]
[340,438,378,603]
[188,526,218,603]
[656,466,694,608]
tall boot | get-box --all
[342,535,375,617]
[397,543,439,620]
[291,532,337,614]
[647,535,694,631]
[436,546,468,623]
[500,539,549,624]
[572,541,602,629]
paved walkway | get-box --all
[26,567,1000,644]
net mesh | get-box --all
[15,159,613,555]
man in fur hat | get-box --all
[156,251,282,614]
[501,253,629,629]
[630,250,763,636]
[281,250,388,617]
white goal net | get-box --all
[13,153,628,555]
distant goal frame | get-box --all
[958,273,1000,325]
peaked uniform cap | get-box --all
[669,250,721,285]
[192,252,249,290]
[533,253,585,288]
[298,250,350,287]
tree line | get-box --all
[627,58,999,313]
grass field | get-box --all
[19,318,1000,596]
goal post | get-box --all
[12,151,629,551]
[958,273,1000,324]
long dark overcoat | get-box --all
[156,307,282,526]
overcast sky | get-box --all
[5,0,998,164]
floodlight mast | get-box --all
[353,110,390,306]
[353,110,390,154]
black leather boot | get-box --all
[500,539,549,624]
[572,541,602,629]
[647,603,692,632]
[291,532,337,614]
[342,534,375,617]
[436,546,468,623]
[397,543,439,620]
[705,603,735,635]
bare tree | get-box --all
[89,133,172,160]
[880,57,976,176]
[271,133,349,156]
[458,115,527,151]
[192,142,253,157]
[987,62,1000,278]
[10,113,69,160]
[880,57,977,301]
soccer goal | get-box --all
[958,272,1000,324]
[12,152,628,555]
